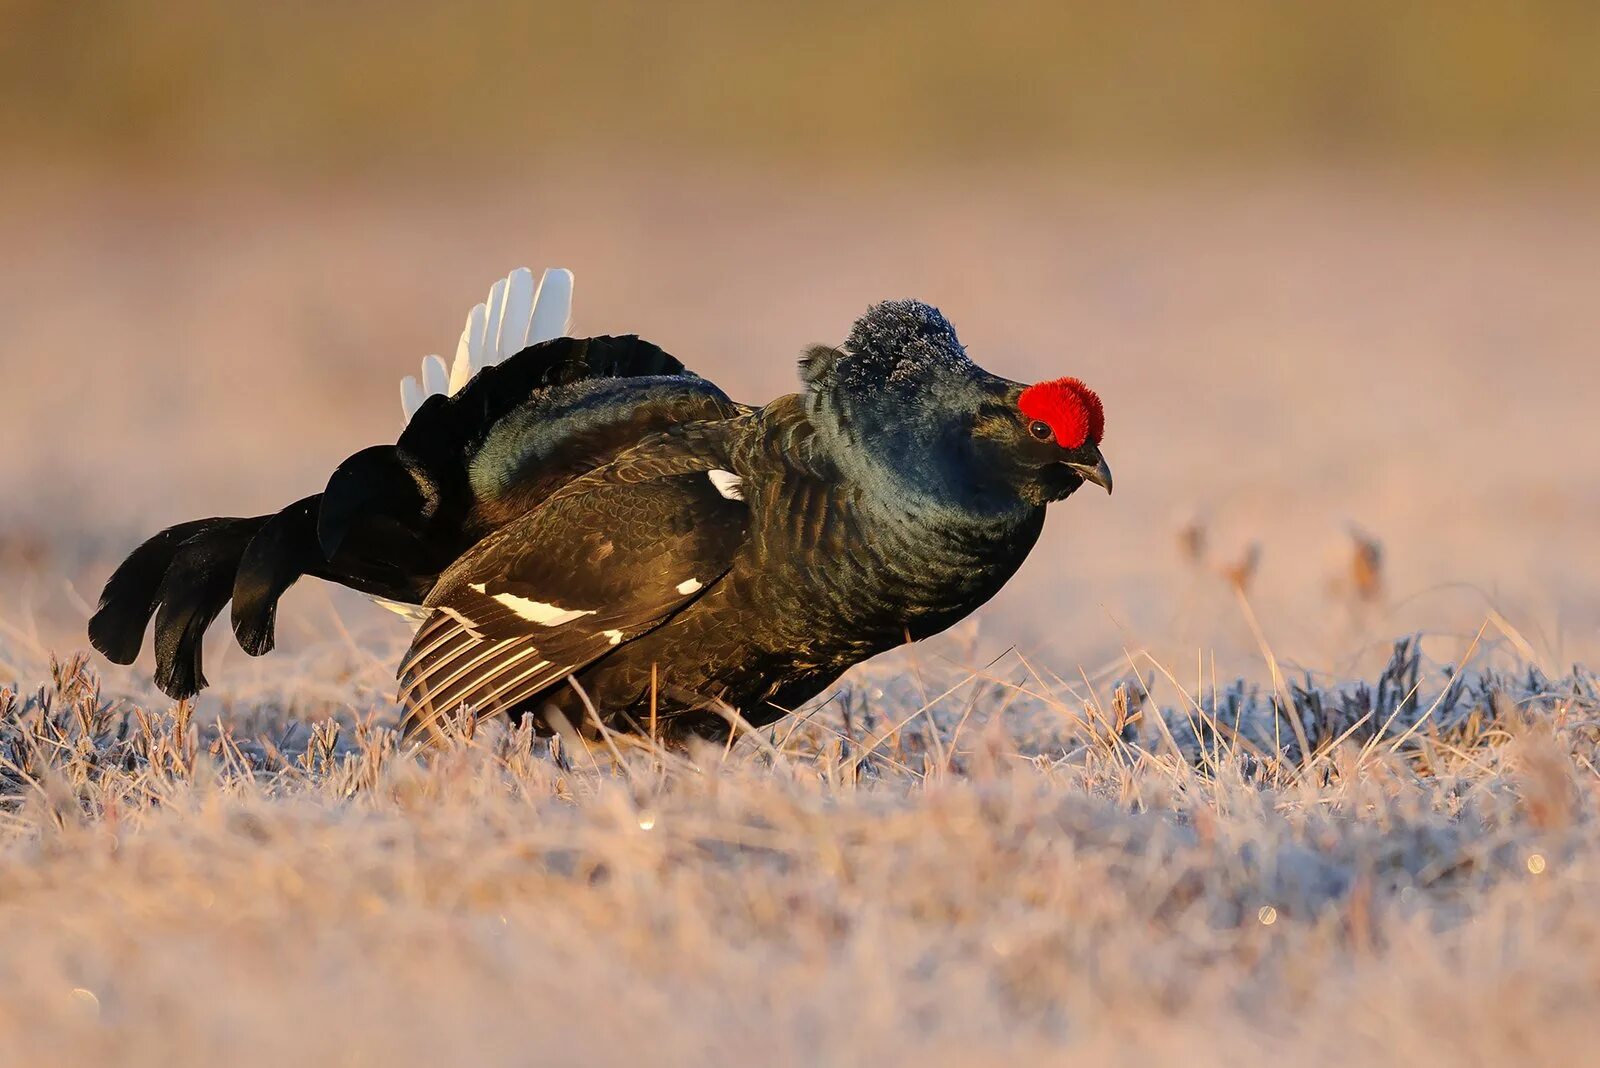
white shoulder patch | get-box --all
[676,579,702,595]
[602,628,624,645]
[707,469,744,501]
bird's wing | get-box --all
[321,331,725,563]
[396,430,748,737]
[401,267,575,424]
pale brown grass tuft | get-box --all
[0,643,1597,1066]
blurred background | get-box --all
[2,0,1597,707]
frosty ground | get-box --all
[0,639,1596,1067]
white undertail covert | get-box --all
[399,267,575,424]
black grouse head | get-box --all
[802,300,1110,512]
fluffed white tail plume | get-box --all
[400,267,575,423]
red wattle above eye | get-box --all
[1017,378,1104,449]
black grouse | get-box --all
[89,268,1110,745]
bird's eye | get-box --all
[1029,420,1053,441]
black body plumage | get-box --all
[90,301,1109,743]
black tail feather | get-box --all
[147,519,267,699]
[232,496,323,657]
[318,445,438,560]
[89,518,245,666]
[97,515,315,698]
[94,495,436,699]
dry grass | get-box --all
[0,640,1596,1066]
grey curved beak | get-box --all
[1065,453,1113,494]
